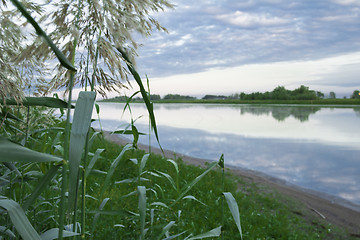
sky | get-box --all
[116,0,360,98]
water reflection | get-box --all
[239,105,321,122]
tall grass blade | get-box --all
[223,192,242,240]
[138,186,146,240]
[170,161,218,208]
[5,97,74,109]
[22,164,62,211]
[100,144,134,197]
[0,226,16,238]
[90,198,110,237]
[40,228,79,240]
[0,137,62,163]
[156,221,175,240]
[0,198,41,240]
[139,154,150,176]
[85,148,104,178]
[116,48,162,151]
[9,0,76,71]
[186,226,222,240]
[68,91,96,210]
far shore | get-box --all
[102,131,360,235]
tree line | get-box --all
[105,86,360,102]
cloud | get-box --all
[216,11,290,27]
[134,0,360,94]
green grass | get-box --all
[83,133,355,239]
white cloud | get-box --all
[331,0,360,6]
[216,11,290,27]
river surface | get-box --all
[92,102,360,209]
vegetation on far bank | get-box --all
[102,85,360,105]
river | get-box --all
[92,102,360,209]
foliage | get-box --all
[351,90,360,99]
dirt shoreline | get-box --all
[103,132,360,235]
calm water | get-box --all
[92,102,360,209]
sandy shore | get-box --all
[103,132,360,235]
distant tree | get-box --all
[202,95,227,100]
[150,94,161,100]
[351,90,360,99]
[272,86,290,100]
[163,94,196,100]
[316,91,325,99]
[329,92,336,99]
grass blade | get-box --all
[139,154,150,176]
[187,226,222,240]
[22,164,62,211]
[138,186,146,240]
[0,198,41,240]
[117,48,162,151]
[170,161,218,208]
[0,137,62,163]
[100,144,134,197]
[40,228,79,240]
[68,91,96,210]
[223,192,243,239]
[9,0,76,71]
[85,148,104,178]
[5,97,74,108]
[156,221,175,240]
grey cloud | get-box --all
[136,0,360,80]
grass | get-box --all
[81,132,356,239]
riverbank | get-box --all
[103,131,360,236]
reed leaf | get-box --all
[156,221,175,240]
[0,226,16,238]
[170,161,218,208]
[186,226,222,240]
[100,144,134,197]
[223,192,243,239]
[40,228,79,240]
[139,153,150,176]
[138,186,146,240]
[116,48,162,151]
[85,148,104,178]
[90,198,110,236]
[22,164,62,211]
[4,97,74,109]
[0,137,62,163]
[0,198,41,240]
[9,0,76,71]
[68,91,96,210]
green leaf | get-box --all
[170,161,218,208]
[139,153,150,176]
[90,198,110,236]
[68,91,96,210]
[112,129,146,135]
[0,198,41,240]
[85,148,104,178]
[9,0,76,71]
[40,228,79,240]
[156,221,175,240]
[223,192,243,239]
[187,226,222,240]
[155,170,177,191]
[138,186,146,240]
[22,164,62,211]
[117,48,162,151]
[5,97,74,108]
[95,103,100,115]
[167,159,179,174]
[100,144,134,197]
[0,138,62,163]
[218,154,224,168]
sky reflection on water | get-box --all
[93,103,360,207]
